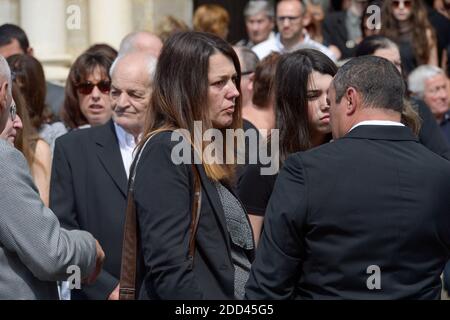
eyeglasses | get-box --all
[76,80,111,95]
[9,99,16,121]
[276,16,301,23]
[392,0,412,9]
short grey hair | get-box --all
[333,55,405,113]
[234,46,260,73]
[0,55,12,96]
[110,53,157,84]
[408,65,445,98]
[244,0,275,19]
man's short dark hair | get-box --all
[333,56,405,113]
[0,24,30,53]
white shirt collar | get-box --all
[349,120,405,133]
[114,122,137,178]
[114,122,136,149]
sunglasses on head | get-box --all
[76,80,111,95]
[392,0,412,9]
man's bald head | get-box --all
[118,31,163,57]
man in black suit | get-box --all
[245,56,450,299]
[50,51,157,300]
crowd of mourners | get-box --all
[0,0,450,300]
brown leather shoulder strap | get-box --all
[119,138,202,300]
[188,164,202,267]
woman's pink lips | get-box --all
[89,104,105,114]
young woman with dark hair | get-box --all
[380,0,438,75]
[238,49,338,245]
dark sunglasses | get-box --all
[76,80,111,95]
[392,0,412,9]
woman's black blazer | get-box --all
[133,131,251,300]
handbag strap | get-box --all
[119,134,202,300]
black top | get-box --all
[413,98,450,160]
[237,119,277,216]
[246,125,450,300]
[237,160,277,216]
[397,39,417,77]
[439,112,450,146]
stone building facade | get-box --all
[0,0,193,82]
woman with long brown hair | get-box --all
[381,0,438,75]
[132,32,254,300]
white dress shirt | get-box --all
[251,31,337,61]
[349,120,405,133]
[114,122,137,178]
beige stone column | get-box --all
[20,0,68,60]
[20,0,70,81]
[88,0,133,50]
[0,0,20,25]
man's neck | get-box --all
[281,33,304,51]
[349,110,402,129]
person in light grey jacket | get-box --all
[0,55,105,300]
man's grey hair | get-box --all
[110,53,157,84]
[0,55,12,96]
[234,46,260,73]
[244,0,275,19]
[332,55,405,113]
[408,65,445,98]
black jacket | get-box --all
[414,98,450,160]
[134,131,254,300]
[323,11,356,59]
[50,120,127,299]
[246,125,450,299]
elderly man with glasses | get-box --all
[0,55,105,300]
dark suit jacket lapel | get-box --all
[94,120,128,197]
[194,163,232,255]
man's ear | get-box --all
[345,87,358,116]
[27,47,34,56]
[0,81,7,112]
[247,73,255,91]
